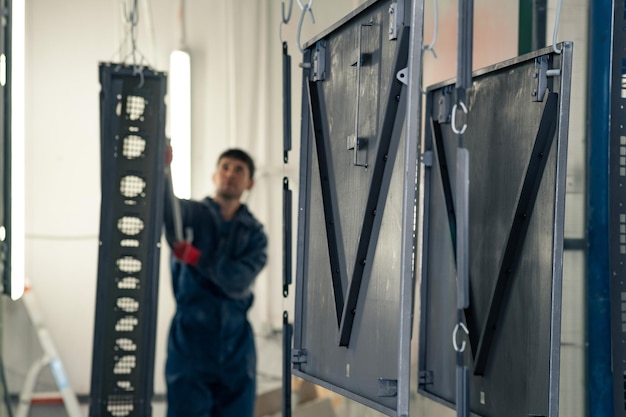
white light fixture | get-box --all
[10,0,25,300]
[168,49,191,199]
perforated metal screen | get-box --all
[90,63,166,417]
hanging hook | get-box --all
[282,0,294,24]
[279,0,294,43]
[451,101,468,135]
[452,322,469,353]
[297,0,315,14]
[418,0,439,94]
[132,61,146,88]
[122,0,139,25]
[552,0,563,54]
[296,0,316,53]
[423,0,439,59]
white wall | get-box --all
[2,0,589,416]
[5,0,291,396]
[4,0,370,398]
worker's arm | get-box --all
[196,221,268,299]
[162,143,204,264]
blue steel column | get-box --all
[586,0,613,415]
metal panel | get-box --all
[609,0,626,414]
[90,63,166,417]
[418,44,572,417]
[292,1,422,416]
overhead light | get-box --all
[168,49,191,199]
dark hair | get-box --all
[218,148,256,179]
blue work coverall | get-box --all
[163,195,268,417]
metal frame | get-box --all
[608,0,626,414]
[418,44,572,417]
[586,0,612,415]
[292,1,423,415]
[90,63,166,417]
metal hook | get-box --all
[551,0,563,54]
[295,1,316,53]
[423,0,439,58]
[452,322,469,352]
[132,64,145,88]
[123,0,139,25]
[422,45,438,59]
[451,101,468,135]
[297,0,315,12]
[298,0,315,25]
[419,45,438,95]
[282,0,293,24]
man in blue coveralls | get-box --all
[162,146,268,417]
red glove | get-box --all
[165,144,173,166]
[173,241,201,266]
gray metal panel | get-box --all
[293,1,422,416]
[418,44,572,417]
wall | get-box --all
[4,0,290,397]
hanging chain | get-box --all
[111,0,150,84]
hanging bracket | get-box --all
[291,349,308,364]
[312,41,327,82]
[378,379,398,397]
[533,55,549,102]
[388,0,405,41]
[436,86,453,124]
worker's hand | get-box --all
[165,143,173,166]
[172,241,201,266]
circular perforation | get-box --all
[116,256,142,273]
[117,277,140,290]
[113,355,136,375]
[120,239,139,248]
[115,338,137,352]
[117,297,139,313]
[117,217,144,236]
[119,175,146,198]
[116,381,134,392]
[106,402,133,417]
[126,95,146,121]
[115,316,138,332]
[122,135,146,159]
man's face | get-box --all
[213,156,254,201]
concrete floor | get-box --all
[12,403,165,417]
[3,305,586,417]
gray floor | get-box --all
[8,331,284,417]
[12,403,165,417]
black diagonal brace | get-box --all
[431,119,458,252]
[338,28,410,347]
[307,80,347,324]
[473,92,559,375]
